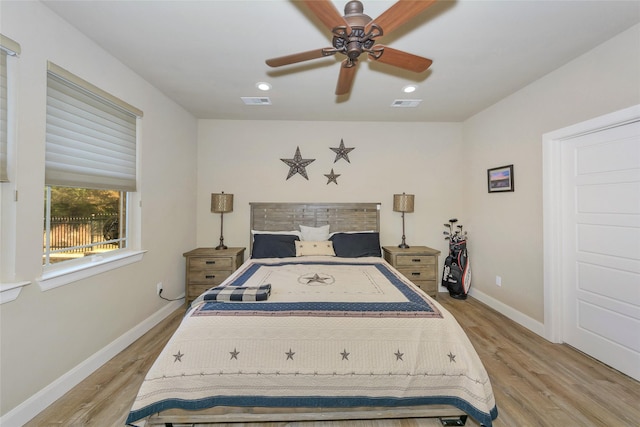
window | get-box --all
[1,34,27,303]
[43,62,142,269]
[0,45,8,182]
[1,34,20,182]
[43,187,127,264]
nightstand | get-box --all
[183,247,245,304]
[382,246,441,299]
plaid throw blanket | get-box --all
[203,284,271,302]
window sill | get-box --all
[0,281,31,304]
[37,250,147,291]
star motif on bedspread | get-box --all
[341,349,350,360]
[324,169,340,185]
[447,352,456,363]
[286,348,295,360]
[394,349,404,361]
[173,350,184,362]
[330,139,355,163]
[281,146,315,180]
[304,273,330,284]
[230,347,240,360]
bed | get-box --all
[126,202,498,426]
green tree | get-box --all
[47,187,121,217]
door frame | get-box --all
[542,104,640,343]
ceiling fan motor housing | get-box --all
[333,0,376,60]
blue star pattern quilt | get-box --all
[126,256,497,426]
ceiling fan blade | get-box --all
[266,49,335,67]
[369,45,432,73]
[366,0,437,37]
[335,59,357,95]
[303,0,351,34]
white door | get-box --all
[561,119,640,380]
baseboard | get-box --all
[0,299,184,427]
[468,288,545,337]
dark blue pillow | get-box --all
[330,232,381,258]
[251,233,299,258]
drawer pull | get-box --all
[205,261,216,265]
[205,275,216,279]
[412,258,421,263]
[411,272,421,276]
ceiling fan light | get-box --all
[256,82,272,91]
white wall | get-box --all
[462,24,640,324]
[0,1,198,418]
[197,120,464,256]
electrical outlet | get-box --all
[156,282,163,295]
[496,276,502,287]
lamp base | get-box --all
[216,234,227,250]
[398,243,410,249]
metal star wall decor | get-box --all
[330,139,355,163]
[324,168,340,185]
[281,146,315,180]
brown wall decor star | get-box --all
[281,146,315,180]
[330,139,355,163]
[324,168,340,185]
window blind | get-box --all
[1,34,21,182]
[0,50,8,182]
[45,62,142,191]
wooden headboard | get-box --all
[250,202,381,234]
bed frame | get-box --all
[143,202,470,426]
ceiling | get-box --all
[42,0,640,122]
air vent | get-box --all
[241,97,272,105]
[391,99,422,108]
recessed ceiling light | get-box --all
[402,85,417,93]
[256,82,272,91]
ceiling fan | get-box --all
[265,0,436,95]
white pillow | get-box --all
[299,224,330,241]
[295,240,335,257]
[252,229,301,238]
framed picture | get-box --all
[487,164,514,193]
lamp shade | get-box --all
[393,193,415,213]
[211,192,233,213]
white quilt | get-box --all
[126,256,497,426]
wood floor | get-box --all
[26,294,640,427]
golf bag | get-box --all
[442,219,471,299]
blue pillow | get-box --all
[330,232,381,258]
[251,233,299,258]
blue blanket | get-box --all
[204,283,271,301]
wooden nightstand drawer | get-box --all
[413,280,437,297]
[397,267,436,281]
[188,284,219,300]
[395,254,436,267]
[189,257,233,270]
[189,269,232,285]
